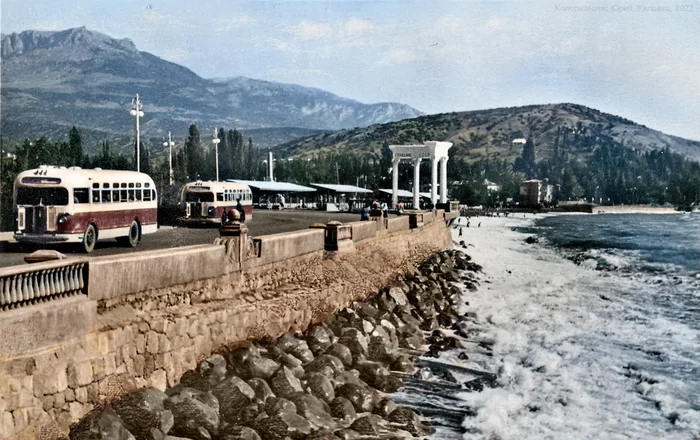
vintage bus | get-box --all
[13,166,158,253]
[179,181,253,225]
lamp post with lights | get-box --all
[212,128,221,181]
[163,132,175,186]
[130,94,144,172]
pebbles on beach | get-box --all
[68,250,482,440]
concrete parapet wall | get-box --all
[0,212,451,439]
[87,245,227,301]
[0,297,96,359]
[386,216,410,233]
[349,221,377,242]
[247,229,324,268]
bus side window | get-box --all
[143,189,152,201]
[102,190,111,202]
[152,189,157,201]
[128,190,135,201]
[135,189,142,201]
[74,188,90,204]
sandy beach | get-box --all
[448,215,700,440]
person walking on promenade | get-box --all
[236,198,246,223]
[459,227,463,237]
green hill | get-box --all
[274,103,700,162]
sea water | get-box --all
[396,214,700,440]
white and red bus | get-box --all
[13,166,158,252]
[179,181,253,225]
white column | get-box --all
[440,157,448,203]
[412,158,422,210]
[430,157,438,206]
[392,155,400,210]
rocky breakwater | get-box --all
[67,250,481,440]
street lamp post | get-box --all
[212,128,221,181]
[163,132,175,186]
[130,94,144,172]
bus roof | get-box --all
[182,181,251,191]
[15,166,154,186]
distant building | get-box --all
[520,179,553,206]
[512,138,527,147]
[484,179,501,192]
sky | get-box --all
[2,0,699,140]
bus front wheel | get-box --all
[82,224,97,253]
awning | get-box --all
[378,189,431,199]
[310,183,373,194]
[228,180,316,192]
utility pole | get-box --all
[130,94,144,172]
[212,128,221,181]
[163,132,175,186]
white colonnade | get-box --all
[389,141,452,210]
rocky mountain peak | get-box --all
[1,27,137,59]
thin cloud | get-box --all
[219,14,254,31]
[343,18,374,35]
[379,49,418,66]
[288,21,332,41]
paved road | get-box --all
[0,210,362,269]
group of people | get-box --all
[360,201,390,221]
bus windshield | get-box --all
[185,192,214,202]
[16,187,69,206]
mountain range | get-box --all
[0,27,422,150]
[275,103,700,162]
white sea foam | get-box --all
[451,216,700,440]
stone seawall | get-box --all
[0,213,453,439]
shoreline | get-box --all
[451,215,700,439]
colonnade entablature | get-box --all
[389,141,452,210]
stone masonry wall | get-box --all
[0,218,451,439]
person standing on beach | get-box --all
[459,227,463,237]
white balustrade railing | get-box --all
[0,262,87,311]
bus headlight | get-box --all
[57,213,71,224]
[208,206,216,218]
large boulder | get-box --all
[247,378,274,403]
[334,429,360,440]
[218,425,261,440]
[211,376,256,424]
[265,397,297,416]
[275,333,314,364]
[304,373,335,403]
[254,410,313,440]
[266,347,306,377]
[366,326,395,363]
[307,429,341,440]
[335,383,374,413]
[180,354,228,391]
[325,343,353,368]
[226,345,261,368]
[306,325,334,355]
[112,388,173,440]
[305,355,345,377]
[387,407,434,436]
[69,409,136,440]
[289,393,337,431]
[339,328,368,357]
[269,367,304,398]
[372,398,397,418]
[329,397,356,422]
[164,388,220,440]
[236,356,280,380]
[349,415,380,436]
